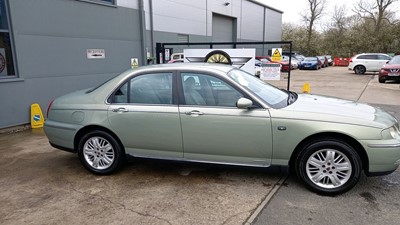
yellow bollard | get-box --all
[302,83,310,93]
[30,103,44,128]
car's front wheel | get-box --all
[354,65,366,74]
[378,76,386,83]
[295,139,362,195]
[78,130,125,174]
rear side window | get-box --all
[378,55,391,60]
[357,55,377,60]
[112,73,173,105]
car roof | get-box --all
[132,63,235,74]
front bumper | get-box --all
[361,140,400,175]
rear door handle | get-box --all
[112,107,129,113]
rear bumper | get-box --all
[44,120,81,152]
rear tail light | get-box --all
[47,99,55,118]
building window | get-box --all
[0,0,15,77]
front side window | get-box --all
[0,0,15,77]
[181,73,243,107]
[112,73,173,105]
[228,69,289,109]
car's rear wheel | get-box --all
[295,139,362,195]
[378,77,386,83]
[354,65,366,74]
[78,130,125,174]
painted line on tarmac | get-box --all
[244,174,289,225]
[357,75,374,101]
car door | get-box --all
[178,72,273,166]
[107,72,183,159]
[377,54,391,70]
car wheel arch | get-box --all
[74,125,126,155]
[288,132,369,174]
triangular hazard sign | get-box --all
[272,49,281,57]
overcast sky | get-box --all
[257,0,400,27]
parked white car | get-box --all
[348,53,391,74]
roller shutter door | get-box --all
[212,14,233,42]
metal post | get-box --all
[287,42,292,91]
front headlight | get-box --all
[391,124,400,139]
[384,124,400,140]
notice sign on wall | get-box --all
[260,63,280,80]
[0,48,8,76]
[87,49,105,59]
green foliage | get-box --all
[283,1,400,57]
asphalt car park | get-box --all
[1,66,399,225]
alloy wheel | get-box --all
[83,136,115,170]
[305,149,352,189]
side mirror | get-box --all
[236,98,253,109]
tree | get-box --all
[353,0,398,32]
[301,0,327,55]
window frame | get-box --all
[76,0,117,7]
[177,71,262,108]
[0,0,18,80]
[108,71,177,106]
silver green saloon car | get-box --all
[44,63,400,195]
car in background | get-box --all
[317,56,329,68]
[282,55,299,69]
[168,59,184,63]
[299,57,321,70]
[168,53,184,63]
[294,55,305,62]
[348,53,391,74]
[256,56,290,72]
[44,63,400,195]
[326,55,333,66]
[378,55,400,83]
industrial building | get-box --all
[0,0,282,128]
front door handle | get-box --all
[185,110,204,116]
[112,107,129,113]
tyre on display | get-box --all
[204,50,232,65]
[295,139,362,195]
[78,130,125,175]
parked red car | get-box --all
[379,55,400,83]
[256,56,290,72]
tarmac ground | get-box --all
[0,66,399,225]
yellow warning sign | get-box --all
[271,48,282,62]
[131,58,139,69]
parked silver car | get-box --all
[44,63,400,195]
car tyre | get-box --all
[378,77,386,83]
[354,65,366,74]
[78,130,125,175]
[295,139,362,195]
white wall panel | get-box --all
[117,0,139,9]
[264,8,282,41]
[152,0,207,35]
[240,0,264,40]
